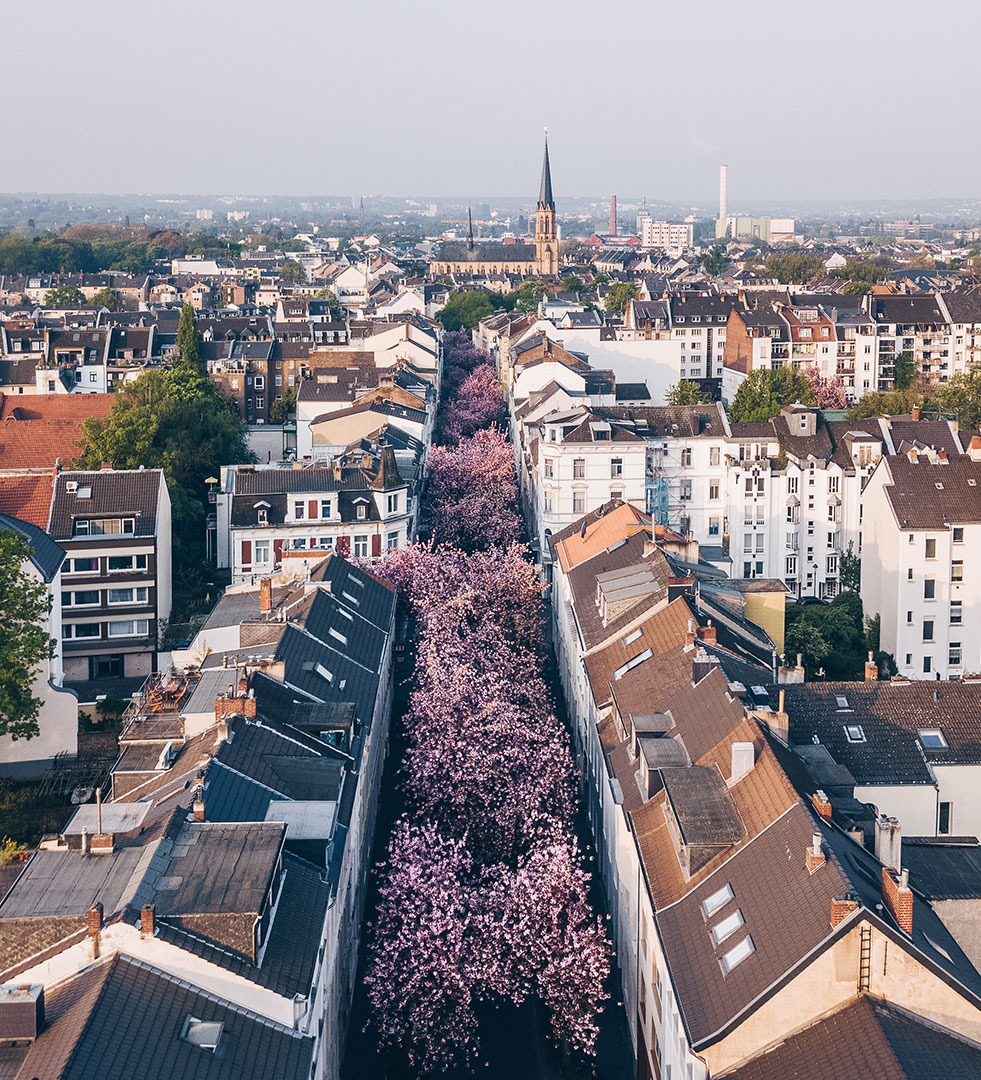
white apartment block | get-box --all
[640,220,694,253]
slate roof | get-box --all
[5,953,314,1080]
[231,465,371,496]
[881,454,981,530]
[49,469,165,540]
[436,242,538,263]
[901,837,981,901]
[721,995,981,1080]
[0,511,64,581]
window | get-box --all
[844,724,865,743]
[107,554,147,572]
[294,501,304,520]
[908,567,914,581]
[826,555,838,575]
[387,493,400,514]
[354,534,368,557]
[709,482,720,500]
[317,536,334,550]
[623,628,643,647]
[573,491,585,514]
[255,397,264,410]
[951,600,963,624]
[681,480,692,501]
[919,728,948,749]
[681,448,692,467]
[906,610,914,625]
[710,447,720,466]
[701,883,734,918]
[949,643,962,666]
[356,503,367,520]
[952,561,964,583]
[925,538,937,559]
[544,459,554,479]
[181,1016,224,1053]
[721,936,755,974]
[254,539,270,564]
[923,655,933,674]
[254,375,265,390]
[939,802,952,835]
[108,587,147,605]
[923,619,934,642]
[108,619,149,637]
[953,527,964,544]
[257,508,267,525]
[64,622,100,639]
[63,590,100,607]
[924,578,935,599]
[387,530,399,550]
[611,458,623,478]
[709,517,720,536]
[66,556,99,574]
[72,517,134,536]
[787,477,799,494]
[573,459,585,478]
[828,475,840,494]
[711,909,745,944]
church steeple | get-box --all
[537,132,554,211]
[466,205,474,251]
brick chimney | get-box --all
[140,904,155,940]
[90,832,115,855]
[805,831,826,874]
[865,650,878,681]
[259,577,272,613]
[812,789,833,821]
[193,793,206,822]
[911,404,920,422]
[685,618,696,649]
[696,622,717,645]
[87,902,103,958]
[830,893,859,927]
[882,866,913,935]
[215,691,256,722]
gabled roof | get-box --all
[0,471,54,527]
[551,501,651,573]
[0,511,64,581]
[49,469,165,540]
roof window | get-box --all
[314,663,334,684]
[918,728,948,750]
[181,1017,224,1052]
[701,883,734,918]
[328,627,348,646]
[613,648,653,681]
[835,695,850,709]
[720,935,755,974]
[843,724,865,743]
[711,909,745,945]
[622,628,643,647]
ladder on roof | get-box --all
[858,923,872,991]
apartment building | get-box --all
[639,220,694,253]
[862,442,981,680]
[48,469,172,681]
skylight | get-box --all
[843,724,866,743]
[701,883,734,918]
[613,648,653,681]
[918,728,948,750]
[181,1017,223,1052]
[328,627,348,646]
[720,935,755,974]
[711,909,745,945]
[835,695,850,709]
[622,628,643,647]
[337,607,354,622]
[314,663,334,683]
[341,591,360,606]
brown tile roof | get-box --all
[721,995,981,1080]
[49,469,165,540]
[0,419,94,468]
[0,471,54,527]
[881,454,981,529]
[552,501,651,573]
[0,392,113,422]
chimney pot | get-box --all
[806,832,826,874]
[193,795,206,822]
[259,577,272,613]
[730,741,755,784]
[812,789,833,821]
[882,865,913,935]
[140,904,155,939]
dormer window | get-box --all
[918,728,947,750]
[257,508,267,524]
[357,504,367,520]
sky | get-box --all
[5,0,977,203]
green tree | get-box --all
[840,257,894,284]
[270,386,297,424]
[0,531,50,741]
[701,251,729,276]
[846,387,926,420]
[604,281,640,314]
[279,259,306,285]
[76,367,253,615]
[312,288,345,321]
[728,367,816,423]
[893,351,917,391]
[0,837,27,866]
[841,280,872,295]
[560,274,585,293]
[840,541,861,593]
[785,590,866,679]
[175,302,201,372]
[666,380,709,406]
[936,370,981,429]
[89,286,118,310]
[763,250,824,284]
[43,284,85,307]
[437,291,496,331]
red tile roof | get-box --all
[0,392,112,468]
[0,393,113,422]
[0,473,54,527]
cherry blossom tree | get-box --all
[805,367,849,409]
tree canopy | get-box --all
[762,250,824,284]
[76,367,253,614]
[312,287,345,321]
[279,259,306,285]
[0,531,50,741]
[175,302,201,372]
[43,284,85,307]
[701,250,730,276]
[604,281,639,314]
[89,286,118,310]
[728,367,816,423]
[893,351,918,391]
[437,290,497,331]
[269,386,296,424]
[665,380,709,406]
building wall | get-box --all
[852,783,938,836]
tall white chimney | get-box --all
[719,164,728,225]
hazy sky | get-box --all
[5,0,976,202]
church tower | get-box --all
[534,134,558,276]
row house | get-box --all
[216,450,411,583]
[0,554,396,1080]
[48,468,172,681]
[862,441,981,680]
[547,504,981,1080]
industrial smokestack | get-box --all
[609,195,617,237]
[719,164,728,224]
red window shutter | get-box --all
[241,540,252,567]
[337,536,351,557]
[273,539,283,566]
[371,533,382,557]
[309,500,318,519]
[310,537,317,548]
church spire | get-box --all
[467,205,474,250]
[537,130,554,211]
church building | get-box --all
[431,137,559,278]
